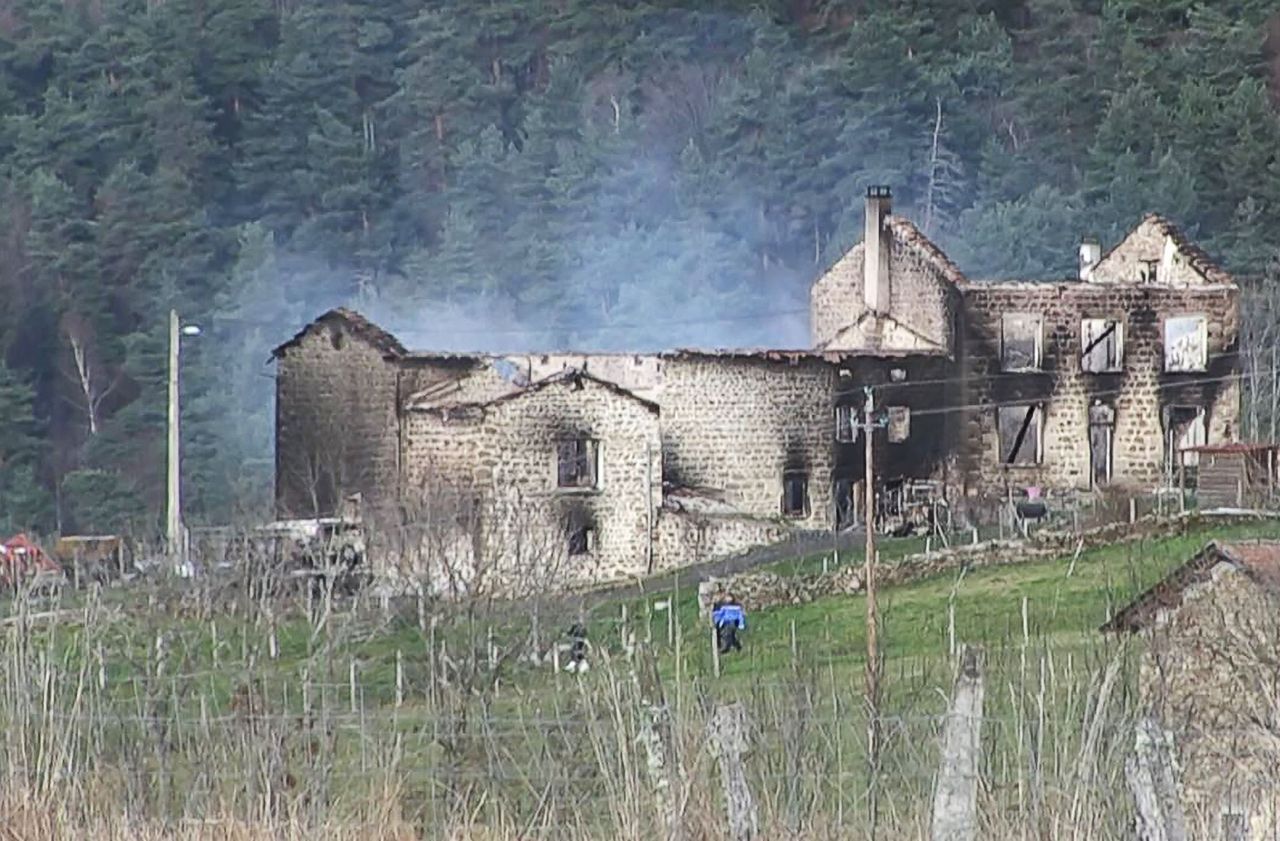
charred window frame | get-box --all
[1081,318,1124,373]
[567,523,597,556]
[834,404,856,443]
[1088,402,1115,486]
[1163,316,1207,372]
[886,406,910,443]
[781,471,809,517]
[557,438,600,490]
[1000,314,1043,372]
[1164,405,1206,486]
[997,404,1044,466]
[833,479,855,529]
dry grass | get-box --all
[1,521,1254,838]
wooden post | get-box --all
[790,619,798,671]
[863,385,881,837]
[711,623,721,678]
[708,703,759,841]
[931,646,985,841]
[635,645,677,837]
[349,659,358,714]
[1126,717,1188,841]
[947,602,956,658]
[1129,497,1137,524]
[395,649,404,708]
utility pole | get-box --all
[166,310,201,569]
[166,308,181,563]
[863,384,881,839]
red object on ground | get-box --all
[0,534,62,585]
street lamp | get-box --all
[167,310,201,570]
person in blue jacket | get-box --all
[712,594,746,654]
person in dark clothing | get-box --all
[565,622,589,673]
[711,595,746,654]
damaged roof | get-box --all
[271,308,408,359]
[1141,214,1235,286]
[886,216,968,287]
[407,368,659,414]
[1102,540,1280,632]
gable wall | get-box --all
[274,323,401,517]
[402,379,662,591]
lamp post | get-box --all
[166,309,201,568]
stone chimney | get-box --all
[864,186,892,313]
[1078,238,1101,281]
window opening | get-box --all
[557,438,599,489]
[567,524,596,556]
[1164,406,1206,488]
[1001,314,1043,372]
[1164,316,1207,372]
[887,406,910,443]
[1088,402,1115,486]
[834,479,855,529]
[834,404,856,443]
[1081,319,1123,372]
[782,472,809,517]
[998,404,1043,465]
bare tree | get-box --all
[59,311,121,437]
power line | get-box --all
[898,367,1264,422]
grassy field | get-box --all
[1,517,1277,838]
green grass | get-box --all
[6,519,1278,835]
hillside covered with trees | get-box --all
[0,0,1278,534]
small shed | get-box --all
[1103,541,1280,839]
[1179,443,1279,508]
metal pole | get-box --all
[166,308,181,563]
[864,385,880,838]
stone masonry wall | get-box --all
[811,243,865,349]
[660,355,836,529]
[402,375,662,592]
[275,323,400,517]
[1141,567,1280,839]
[1091,217,1209,286]
[957,281,1239,498]
[809,224,958,352]
[652,509,789,574]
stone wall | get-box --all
[1140,566,1280,839]
[1091,216,1225,286]
[653,509,789,574]
[659,354,836,529]
[697,512,1248,614]
[809,219,959,353]
[274,322,401,517]
[402,373,662,592]
[957,281,1239,498]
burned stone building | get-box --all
[273,188,1240,590]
